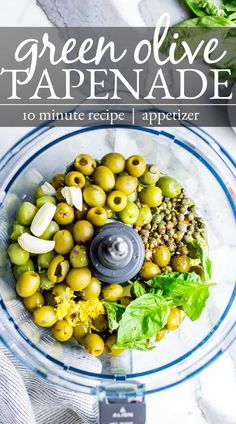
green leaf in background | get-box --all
[132,280,146,298]
[102,301,126,333]
[147,272,215,320]
[182,0,225,17]
[223,0,236,12]
[188,240,212,282]
[177,15,236,26]
[116,293,170,350]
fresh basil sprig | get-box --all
[147,271,215,320]
[102,301,126,333]
[131,280,146,298]
[115,293,170,350]
[188,239,212,282]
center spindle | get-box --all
[89,221,145,283]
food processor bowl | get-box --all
[0,124,235,400]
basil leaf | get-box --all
[115,339,155,351]
[188,240,212,281]
[180,284,211,320]
[178,15,236,26]
[182,0,225,18]
[102,301,126,333]
[147,272,215,320]
[132,281,146,298]
[116,293,170,350]
[223,0,236,12]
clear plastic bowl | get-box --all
[0,124,235,397]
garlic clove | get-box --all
[40,182,56,196]
[18,233,55,254]
[30,202,56,237]
[61,186,83,211]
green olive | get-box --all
[83,184,106,207]
[104,334,124,356]
[13,259,35,280]
[139,186,162,207]
[74,202,89,220]
[55,188,65,202]
[40,221,60,240]
[52,173,65,189]
[47,255,70,283]
[8,243,30,265]
[139,261,161,280]
[37,251,56,269]
[139,164,160,185]
[35,187,46,199]
[23,292,45,312]
[86,206,107,227]
[54,203,75,225]
[73,323,89,342]
[171,255,190,272]
[36,195,56,208]
[106,190,127,212]
[16,271,40,298]
[102,284,123,302]
[65,171,86,188]
[101,153,125,174]
[33,306,57,327]
[127,191,138,202]
[73,220,94,244]
[10,223,29,241]
[53,230,74,255]
[190,265,203,277]
[166,308,182,331]
[153,246,171,267]
[114,175,137,195]
[156,176,181,198]
[156,329,166,341]
[117,201,139,225]
[125,155,146,177]
[83,333,104,356]
[66,267,91,291]
[17,202,37,226]
[92,314,108,332]
[74,154,97,176]
[70,245,89,268]
[92,166,115,192]
[52,320,73,341]
[135,205,152,227]
[81,277,101,300]
[104,205,114,219]
[52,283,73,298]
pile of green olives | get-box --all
[7,151,200,356]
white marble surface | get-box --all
[0,1,235,424]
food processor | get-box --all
[0,124,235,423]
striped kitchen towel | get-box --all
[0,344,98,424]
